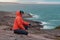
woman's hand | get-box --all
[29,24,32,27]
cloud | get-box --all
[36,2,60,4]
[0,0,60,4]
[17,0,43,2]
[0,0,17,2]
[17,0,60,2]
[43,0,60,2]
[0,0,60,2]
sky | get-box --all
[0,0,60,4]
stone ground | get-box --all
[0,25,60,40]
[0,11,60,40]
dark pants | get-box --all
[14,26,28,35]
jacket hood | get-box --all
[16,11,22,17]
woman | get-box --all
[12,10,31,35]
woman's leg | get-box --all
[14,29,28,35]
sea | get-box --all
[0,4,60,29]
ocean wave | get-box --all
[41,21,49,25]
[29,13,39,19]
[40,21,55,29]
[42,25,55,29]
[24,13,40,20]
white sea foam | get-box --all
[41,21,49,25]
[40,21,53,29]
[25,13,39,20]
[29,13,39,19]
[42,25,55,29]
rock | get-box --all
[0,25,60,40]
[1,11,60,40]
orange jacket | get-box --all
[12,11,29,30]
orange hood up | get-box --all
[16,11,22,17]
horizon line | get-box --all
[0,2,60,4]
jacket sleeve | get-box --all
[22,20,30,26]
[16,17,25,30]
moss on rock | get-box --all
[55,26,60,29]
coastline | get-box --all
[0,11,60,40]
